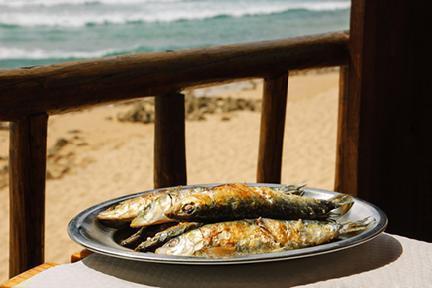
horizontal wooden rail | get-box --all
[0,31,348,121]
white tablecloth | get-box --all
[16,233,432,288]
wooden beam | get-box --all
[9,114,48,277]
[0,32,348,120]
[154,92,187,188]
[257,73,288,183]
[346,0,431,240]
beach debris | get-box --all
[67,129,81,134]
[117,100,155,124]
[0,133,94,186]
[116,94,261,124]
[46,138,73,179]
[46,135,93,180]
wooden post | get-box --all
[9,114,48,277]
[341,0,431,240]
[154,92,187,188]
[257,73,288,183]
[334,65,358,194]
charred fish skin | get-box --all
[252,184,306,196]
[165,183,353,223]
[155,217,373,257]
[135,222,203,252]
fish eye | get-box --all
[182,202,196,214]
[167,238,179,247]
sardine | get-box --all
[135,222,203,252]
[165,183,353,222]
[130,184,305,228]
[155,217,373,257]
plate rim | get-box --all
[68,183,388,265]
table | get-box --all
[1,250,92,288]
[2,233,432,288]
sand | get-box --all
[0,70,340,281]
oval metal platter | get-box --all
[68,183,387,265]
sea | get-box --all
[0,0,350,69]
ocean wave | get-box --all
[0,46,127,59]
[0,1,350,27]
[0,0,180,8]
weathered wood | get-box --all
[346,0,431,240]
[334,66,357,194]
[9,114,48,277]
[257,73,289,183]
[154,92,187,188]
[0,32,348,120]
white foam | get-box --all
[0,0,180,8]
[0,1,351,27]
[0,46,122,59]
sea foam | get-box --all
[0,46,122,59]
[0,1,350,27]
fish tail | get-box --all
[328,194,354,219]
[339,217,375,236]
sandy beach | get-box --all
[0,70,339,281]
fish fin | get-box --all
[130,211,145,228]
[339,217,375,237]
[280,184,306,196]
[328,194,354,219]
[120,227,145,248]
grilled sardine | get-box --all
[156,217,373,257]
[166,183,352,222]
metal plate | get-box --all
[68,183,387,265]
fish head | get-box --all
[130,193,175,228]
[165,194,210,220]
[155,229,204,256]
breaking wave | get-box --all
[0,1,350,27]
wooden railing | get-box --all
[0,31,349,277]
